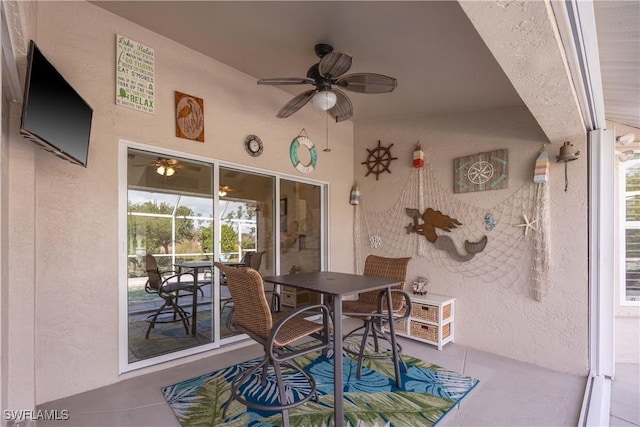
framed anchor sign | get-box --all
[454,149,508,193]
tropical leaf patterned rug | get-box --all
[163,347,478,427]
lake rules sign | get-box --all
[116,35,155,114]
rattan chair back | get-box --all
[144,254,163,291]
[360,255,411,310]
[214,263,272,340]
[249,251,264,271]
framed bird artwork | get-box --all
[175,91,204,142]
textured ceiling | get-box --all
[90,1,525,123]
[91,1,638,130]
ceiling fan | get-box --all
[258,43,397,122]
[134,158,201,177]
[218,185,235,197]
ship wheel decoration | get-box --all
[361,140,398,180]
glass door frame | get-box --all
[118,140,329,373]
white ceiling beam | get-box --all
[550,0,606,131]
[459,0,586,143]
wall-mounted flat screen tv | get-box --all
[20,40,93,167]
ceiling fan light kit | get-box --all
[258,44,397,122]
[156,165,175,177]
[312,90,337,111]
[134,157,201,177]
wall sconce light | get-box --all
[617,133,636,145]
[617,150,634,162]
[556,141,579,192]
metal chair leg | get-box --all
[272,362,290,427]
[145,301,168,339]
[356,320,372,379]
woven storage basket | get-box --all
[412,303,438,322]
[394,319,408,334]
[412,302,453,322]
[442,303,452,320]
[410,321,451,342]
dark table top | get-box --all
[174,261,213,269]
[262,271,401,297]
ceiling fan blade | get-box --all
[258,77,315,86]
[327,88,353,122]
[318,51,352,78]
[176,164,202,172]
[276,89,317,118]
[335,73,398,93]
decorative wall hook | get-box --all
[556,141,579,192]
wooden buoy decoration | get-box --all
[533,149,549,184]
[413,144,425,168]
[350,185,361,205]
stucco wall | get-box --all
[6,1,354,404]
[354,107,589,375]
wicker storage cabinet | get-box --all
[391,294,455,350]
[280,286,320,309]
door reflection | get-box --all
[278,179,323,311]
[127,148,215,362]
[218,167,275,276]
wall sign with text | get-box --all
[116,35,155,114]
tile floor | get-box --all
[35,324,637,427]
[610,362,640,426]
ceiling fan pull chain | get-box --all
[323,113,331,152]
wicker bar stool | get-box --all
[342,255,412,386]
[214,263,331,427]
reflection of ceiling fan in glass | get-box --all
[258,43,397,122]
[218,185,234,197]
[134,158,201,177]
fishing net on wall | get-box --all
[354,162,550,300]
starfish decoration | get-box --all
[516,214,538,236]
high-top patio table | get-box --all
[174,261,213,336]
[262,271,403,427]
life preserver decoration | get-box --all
[289,135,317,174]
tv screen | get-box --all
[20,40,93,167]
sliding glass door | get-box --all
[123,144,327,368]
[219,167,275,276]
[126,148,215,362]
